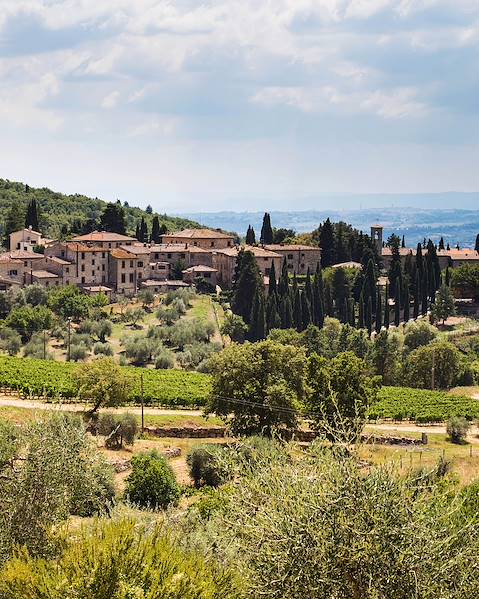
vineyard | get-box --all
[0,356,212,407]
[370,386,479,423]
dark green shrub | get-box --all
[125,450,180,509]
[186,445,226,488]
[446,416,470,444]
[98,413,138,449]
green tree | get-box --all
[150,215,161,243]
[4,305,53,342]
[25,199,39,231]
[403,320,438,351]
[370,330,402,385]
[125,450,180,509]
[75,357,132,414]
[320,218,335,267]
[450,264,479,300]
[405,341,462,389]
[431,284,456,325]
[249,290,266,341]
[220,313,248,343]
[232,250,262,324]
[375,289,382,334]
[48,285,92,320]
[100,202,127,234]
[4,200,25,248]
[260,212,273,244]
[475,233,479,252]
[246,224,256,245]
[307,352,381,442]
[206,341,307,437]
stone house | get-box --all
[182,265,218,286]
[0,250,45,285]
[9,226,53,252]
[109,248,140,295]
[161,228,235,250]
[213,245,282,288]
[71,231,136,249]
[264,244,321,275]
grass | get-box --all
[0,405,48,425]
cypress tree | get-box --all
[439,236,445,251]
[349,299,356,328]
[266,293,281,332]
[421,268,429,316]
[305,268,313,306]
[25,199,39,231]
[324,285,333,317]
[366,295,373,337]
[246,225,256,245]
[446,242,450,251]
[384,284,390,330]
[293,288,303,331]
[268,260,277,296]
[413,270,420,320]
[375,289,382,335]
[358,294,365,329]
[475,234,479,253]
[159,223,168,236]
[403,285,410,323]
[232,251,262,324]
[394,279,401,327]
[135,222,140,241]
[278,258,289,297]
[320,218,335,267]
[249,290,266,341]
[139,217,148,243]
[280,295,294,329]
[363,259,377,312]
[301,292,312,330]
[401,235,405,248]
[5,200,26,247]
[445,266,451,287]
[388,236,402,299]
[260,213,273,244]
[151,216,161,243]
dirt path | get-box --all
[367,422,479,440]
[0,396,202,417]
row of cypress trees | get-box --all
[135,216,168,244]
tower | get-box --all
[371,224,383,254]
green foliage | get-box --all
[0,420,18,470]
[405,340,463,390]
[0,327,21,356]
[403,320,438,351]
[0,355,212,406]
[221,312,248,343]
[369,386,479,422]
[155,347,176,369]
[23,332,51,360]
[23,284,48,307]
[308,352,381,441]
[205,442,479,599]
[48,285,92,320]
[93,342,114,356]
[98,413,138,449]
[76,357,133,413]
[369,330,402,385]
[187,445,227,488]
[446,416,470,444]
[0,518,239,599]
[69,343,89,362]
[4,305,54,341]
[125,450,180,509]
[0,178,200,240]
[431,284,456,324]
[450,264,479,300]
[206,340,307,437]
[0,413,114,564]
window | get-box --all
[92,259,95,265]
[92,271,95,277]
[92,252,96,256]
[155,253,159,260]
[129,273,134,283]
[167,253,171,259]
[138,272,142,279]
[265,268,270,275]
[61,251,65,258]
[180,254,185,259]
[288,263,293,270]
[263,257,268,262]
[66,267,70,274]
[81,253,85,259]
[108,243,112,248]
[138,261,143,267]
[81,264,85,272]
[210,241,215,247]
[228,241,232,247]
[130,260,133,268]
[300,263,305,269]
[102,264,105,271]
[8,270,17,276]
[287,254,293,260]
[204,272,211,278]
[24,261,28,267]
[102,252,106,258]
[121,274,126,283]
[121,261,125,268]
[81,276,85,284]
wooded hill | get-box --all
[0,179,201,242]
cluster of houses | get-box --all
[0,224,476,298]
[0,226,321,296]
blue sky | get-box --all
[1,0,479,211]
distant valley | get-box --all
[178,207,479,248]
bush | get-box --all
[0,327,22,356]
[187,445,226,488]
[164,288,196,308]
[403,320,438,351]
[69,343,88,362]
[155,348,175,369]
[123,335,154,365]
[446,416,470,444]
[404,341,463,390]
[125,450,180,509]
[156,305,180,325]
[98,413,137,449]
[23,333,51,360]
[93,342,114,356]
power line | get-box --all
[211,395,323,419]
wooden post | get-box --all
[140,373,144,434]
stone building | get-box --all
[263,244,321,275]
[161,228,235,250]
[10,227,53,252]
[213,245,282,288]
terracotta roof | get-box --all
[110,249,137,259]
[183,265,218,273]
[141,279,190,288]
[332,261,363,269]
[83,285,113,292]
[264,244,319,251]
[0,250,43,261]
[120,244,152,255]
[0,275,21,286]
[382,247,479,260]
[150,244,191,252]
[64,242,105,253]
[31,270,59,279]
[13,228,43,236]
[45,256,73,265]
[163,228,234,240]
[71,231,136,242]
[216,245,281,258]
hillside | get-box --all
[0,179,201,242]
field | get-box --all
[370,386,479,423]
[0,355,212,407]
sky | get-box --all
[1,0,479,212]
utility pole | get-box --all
[140,372,144,434]
[431,347,435,390]
[67,318,72,362]
[43,329,46,360]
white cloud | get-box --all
[101,90,120,109]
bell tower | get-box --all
[371,224,383,254]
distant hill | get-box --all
[178,207,479,248]
[0,179,201,241]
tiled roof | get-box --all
[120,244,152,255]
[31,270,59,279]
[332,261,363,269]
[110,249,136,259]
[71,231,136,242]
[264,244,319,251]
[216,245,281,258]
[150,243,190,252]
[163,228,234,240]
[45,256,73,265]
[183,265,218,273]
[0,250,43,261]
[64,242,105,253]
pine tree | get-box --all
[358,294,365,329]
[394,280,401,327]
[249,290,266,341]
[25,199,39,231]
[431,284,456,325]
[384,284,390,329]
[232,251,262,324]
[100,202,127,234]
[135,223,140,241]
[320,218,335,267]
[139,217,148,243]
[375,289,382,335]
[151,216,161,243]
[260,213,273,244]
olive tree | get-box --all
[75,357,132,414]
